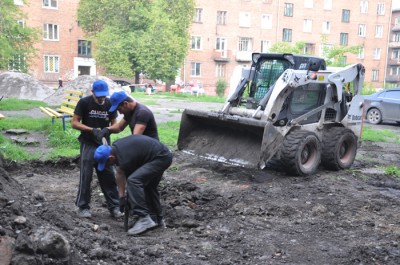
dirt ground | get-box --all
[1,102,400,264]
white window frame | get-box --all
[395,16,400,26]
[191,36,202,50]
[190,62,201,77]
[239,12,251,28]
[303,19,312,32]
[194,8,202,23]
[238,37,252,52]
[44,55,59,73]
[358,24,366,37]
[17,20,25,27]
[324,0,332,10]
[42,0,58,9]
[377,2,385,15]
[216,63,225,77]
[283,28,292,42]
[390,66,400,75]
[373,48,381,60]
[360,1,368,14]
[261,14,272,29]
[43,23,59,41]
[322,21,331,34]
[371,70,379,81]
[357,47,365,59]
[14,0,23,5]
[391,49,400,60]
[284,3,293,16]
[304,0,313,8]
[261,40,270,53]
[217,11,227,25]
[375,25,383,38]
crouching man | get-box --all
[94,134,173,236]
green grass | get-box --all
[385,166,400,177]
[0,98,47,110]
[362,126,400,144]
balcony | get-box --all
[388,58,400,65]
[385,75,400,82]
[236,51,252,62]
[213,50,230,62]
[389,42,400,48]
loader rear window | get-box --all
[253,59,291,100]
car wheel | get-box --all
[366,108,382,124]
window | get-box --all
[191,36,202,50]
[193,8,202,23]
[261,40,270,53]
[324,0,332,9]
[14,0,23,5]
[43,24,59,40]
[284,3,293,17]
[216,37,227,51]
[377,2,385,15]
[342,9,350,23]
[390,66,400,75]
[42,0,57,8]
[216,64,225,77]
[322,21,330,34]
[283,28,292,42]
[358,24,366,37]
[373,48,381,60]
[393,33,400,42]
[340,33,348,46]
[217,11,227,25]
[78,40,92,56]
[304,0,313,8]
[8,54,26,72]
[238,37,252,51]
[239,12,251,27]
[261,14,272,29]
[375,25,383,38]
[44,55,59,73]
[17,20,25,27]
[190,62,201,76]
[357,47,365,59]
[304,43,315,54]
[303,19,312,32]
[360,1,368,14]
[391,49,400,60]
[395,16,400,26]
[320,43,333,58]
[371,70,379,81]
[339,56,347,65]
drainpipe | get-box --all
[384,5,393,89]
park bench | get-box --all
[40,89,83,131]
[0,113,5,119]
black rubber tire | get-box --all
[321,127,357,171]
[366,108,382,124]
[281,130,321,176]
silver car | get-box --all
[364,88,400,124]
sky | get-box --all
[394,0,400,9]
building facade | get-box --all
[16,0,393,92]
[386,8,400,87]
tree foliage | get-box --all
[0,0,39,72]
[78,0,195,82]
[269,41,306,54]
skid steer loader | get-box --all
[177,53,365,176]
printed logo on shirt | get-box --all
[89,110,109,120]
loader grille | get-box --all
[325,108,336,121]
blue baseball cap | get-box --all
[92,80,109,97]
[109,91,129,112]
[94,145,112,171]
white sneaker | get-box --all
[110,208,124,218]
[78,208,92,218]
[127,215,156,235]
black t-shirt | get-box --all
[74,95,117,145]
[123,102,159,140]
[113,134,170,175]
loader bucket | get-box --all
[177,109,268,168]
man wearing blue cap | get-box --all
[95,91,158,140]
[94,134,173,236]
[71,80,123,219]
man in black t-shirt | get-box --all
[94,134,173,236]
[71,80,123,219]
[98,91,159,140]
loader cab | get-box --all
[246,53,326,109]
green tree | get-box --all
[269,41,306,54]
[78,0,195,83]
[320,35,361,67]
[216,79,227,97]
[0,0,39,72]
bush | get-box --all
[216,79,227,97]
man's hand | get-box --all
[92,128,102,140]
[92,128,109,143]
[119,196,127,213]
[99,127,110,139]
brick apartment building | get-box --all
[386,8,400,87]
[16,0,393,93]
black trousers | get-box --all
[75,142,119,211]
[126,151,173,219]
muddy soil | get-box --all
[1,100,400,264]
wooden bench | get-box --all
[0,113,5,119]
[40,89,83,131]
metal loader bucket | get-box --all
[177,109,267,168]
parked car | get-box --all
[364,88,400,124]
[113,80,136,92]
